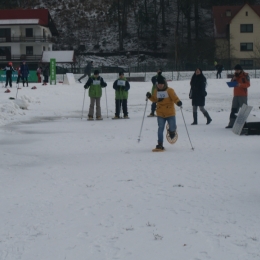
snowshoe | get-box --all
[152,144,165,152]
[112,116,120,119]
[147,113,156,117]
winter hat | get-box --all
[234,64,242,70]
[157,75,165,84]
[94,70,99,75]
[119,71,124,76]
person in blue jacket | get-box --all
[20,61,30,87]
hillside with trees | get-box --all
[1,0,260,68]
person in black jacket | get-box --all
[189,68,212,125]
[215,63,223,79]
[2,62,16,88]
[78,61,93,83]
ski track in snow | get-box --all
[0,77,260,260]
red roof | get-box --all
[212,4,260,38]
[0,9,58,36]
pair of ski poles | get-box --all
[137,98,194,150]
[81,87,109,120]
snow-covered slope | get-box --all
[0,77,260,260]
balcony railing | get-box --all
[0,36,54,43]
[0,55,42,61]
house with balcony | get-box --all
[0,9,58,69]
[213,3,260,68]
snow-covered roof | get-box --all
[41,51,75,63]
[0,19,40,25]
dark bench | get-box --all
[126,76,146,82]
[227,74,234,78]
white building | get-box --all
[0,9,58,68]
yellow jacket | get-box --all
[149,87,180,117]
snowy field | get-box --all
[1,76,260,260]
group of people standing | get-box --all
[81,63,250,151]
[1,61,29,87]
[1,61,50,87]
[82,69,130,120]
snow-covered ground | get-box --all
[1,75,260,260]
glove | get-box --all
[177,101,182,107]
[84,85,89,89]
[103,82,107,87]
[146,92,152,98]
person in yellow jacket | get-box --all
[146,75,182,150]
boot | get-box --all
[155,143,164,150]
[191,112,197,125]
[203,111,212,125]
[169,131,176,139]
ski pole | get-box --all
[105,87,108,118]
[16,85,19,99]
[138,98,148,143]
[81,88,87,120]
[180,107,194,150]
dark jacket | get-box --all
[216,64,223,72]
[20,63,29,77]
[190,71,207,107]
[43,66,49,77]
[84,62,92,74]
[84,75,107,98]
[113,77,130,100]
[3,65,15,76]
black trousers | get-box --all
[6,75,12,87]
[16,75,21,84]
[115,99,128,117]
[22,76,28,86]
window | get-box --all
[226,10,231,17]
[25,28,33,37]
[26,46,33,55]
[240,24,253,33]
[246,11,248,16]
[43,46,46,51]
[240,43,253,51]
[240,60,253,67]
[0,28,11,37]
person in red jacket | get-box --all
[226,64,250,128]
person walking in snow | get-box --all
[225,64,250,128]
[189,68,212,125]
[215,63,223,79]
[84,70,107,120]
[78,61,93,83]
[146,75,182,151]
[112,71,130,119]
[20,61,29,87]
[1,62,16,88]
[148,68,163,117]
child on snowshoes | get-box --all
[112,71,130,119]
[146,75,182,151]
[84,70,107,120]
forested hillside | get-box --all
[1,0,260,67]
